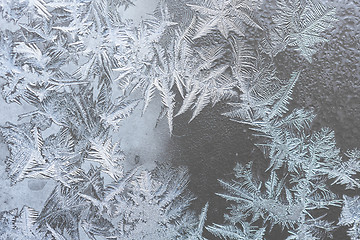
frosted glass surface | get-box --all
[0,0,358,239]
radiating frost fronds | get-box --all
[71,23,120,84]
[0,206,52,240]
[223,56,279,121]
[0,123,46,183]
[324,149,360,189]
[339,195,360,240]
[206,222,265,240]
[268,71,300,119]
[220,103,350,239]
[86,138,125,181]
[217,161,340,238]
[286,218,336,240]
[99,98,139,130]
[0,37,78,104]
[217,162,304,229]
[113,2,178,132]
[188,0,261,39]
[185,202,209,240]
[0,1,348,240]
[64,164,199,240]
[265,0,337,62]
[112,165,196,239]
[37,168,103,240]
[176,42,240,121]
[157,77,176,133]
[225,66,301,128]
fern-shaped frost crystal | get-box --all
[339,195,360,240]
[266,0,337,62]
[188,0,262,39]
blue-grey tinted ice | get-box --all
[0,0,359,239]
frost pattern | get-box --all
[0,0,355,240]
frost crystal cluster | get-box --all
[0,0,357,239]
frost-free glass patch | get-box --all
[0,0,359,239]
